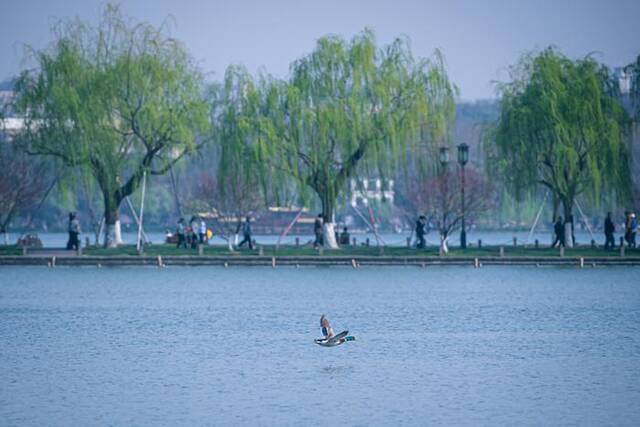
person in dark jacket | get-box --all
[65,212,74,250]
[238,216,254,249]
[415,215,426,249]
[604,212,615,250]
[68,212,81,250]
[551,216,565,248]
[176,218,187,249]
[339,227,350,246]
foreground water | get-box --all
[1,267,639,426]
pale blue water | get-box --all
[1,266,639,426]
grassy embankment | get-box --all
[1,243,637,258]
[80,244,638,258]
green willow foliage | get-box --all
[234,30,455,224]
[489,48,632,218]
[14,5,208,246]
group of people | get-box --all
[313,214,351,247]
[175,216,209,249]
[174,215,255,249]
[548,211,638,250]
[604,211,638,249]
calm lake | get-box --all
[1,266,639,426]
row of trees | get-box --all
[1,5,637,249]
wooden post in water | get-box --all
[474,257,479,268]
[579,257,584,268]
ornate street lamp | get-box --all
[457,143,469,249]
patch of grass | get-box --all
[79,243,640,258]
[0,245,22,256]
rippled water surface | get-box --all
[1,266,639,426]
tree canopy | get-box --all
[488,48,632,223]
[249,30,455,247]
[14,4,209,246]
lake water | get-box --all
[1,266,639,426]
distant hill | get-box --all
[0,78,16,91]
[453,100,500,167]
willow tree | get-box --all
[14,5,208,246]
[489,48,631,246]
[200,65,264,250]
[256,30,454,247]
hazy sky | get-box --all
[1,0,638,100]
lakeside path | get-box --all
[1,244,639,267]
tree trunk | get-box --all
[563,199,574,248]
[439,232,449,254]
[552,193,560,244]
[103,194,123,247]
[321,191,339,249]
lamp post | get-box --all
[457,143,469,249]
[439,146,449,169]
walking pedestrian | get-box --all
[415,215,426,249]
[624,211,632,247]
[198,217,207,244]
[189,216,199,249]
[551,216,565,248]
[65,212,73,250]
[604,212,615,250]
[71,212,80,251]
[176,217,186,249]
[238,216,254,249]
[631,213,637,248]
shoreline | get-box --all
[1,254,639,267]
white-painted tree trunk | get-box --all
[323,222,339,249]
[114,219,123,245]
[564,223,573,248]
[227,237,235,252]
[439,234,449,254]
[105,220,124,248]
